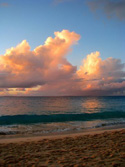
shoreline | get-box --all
[0,124,124,143]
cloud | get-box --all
[77,51,125,95]
[0,3,9,7]
[87,0,125,20]
[0,30,125,96]
[0,29,80,89]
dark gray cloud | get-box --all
[87,0,125,20]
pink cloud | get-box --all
[0,30,80,90]
[0,3,9,7]
[0,30,125,96]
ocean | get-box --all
[0,96,125,135]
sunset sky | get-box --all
[0,0,125,96]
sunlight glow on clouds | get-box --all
[0,29,125,96]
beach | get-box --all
[0,128,125,167]
[0,96,125,167]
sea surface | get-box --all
[0,96,125,135]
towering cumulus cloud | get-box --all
[0,30,125,96]
[77,52,125,95]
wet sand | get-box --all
[0,128,125,167]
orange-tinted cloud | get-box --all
[0,30,80,91]
[76,51,125,95]
[0,30,125,96]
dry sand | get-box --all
[0,128,125,167]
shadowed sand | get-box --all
[0,129,125,167]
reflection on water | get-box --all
[39,97,71,113]
[0,96,124,116]
[82,98,104,113]
[0,96,125,135]
[0,97,72,116]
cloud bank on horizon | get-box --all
[0,30,125,96]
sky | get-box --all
[0,0,125,96]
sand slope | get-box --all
[0,129,125,167]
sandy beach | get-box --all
[0,128,125,167]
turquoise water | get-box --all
[0,96,125,135]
